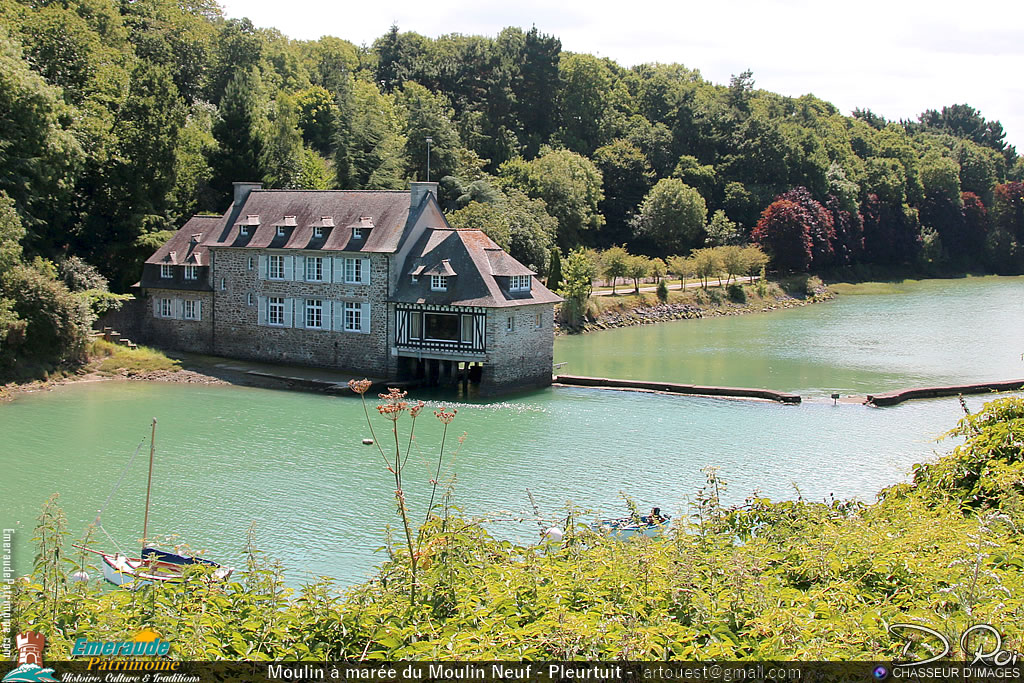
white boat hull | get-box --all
[593,515,671,539]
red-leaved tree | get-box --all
[993,182,1024,242]
[777,187,835,268]
[752,199,814,271]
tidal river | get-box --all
[1,276,1021,585]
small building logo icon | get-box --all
[3,632,59,682]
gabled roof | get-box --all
[144,215,220,266]
[391,228,562,308]
[204,190,415,253]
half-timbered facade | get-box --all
[136,181,561,393]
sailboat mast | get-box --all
[142,418,156,549]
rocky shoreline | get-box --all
[556,291,834,335]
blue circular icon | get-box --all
[873,666,888,680]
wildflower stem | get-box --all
[424,422,448,531]
[358,392,390,469]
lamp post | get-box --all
[425,136,433,181]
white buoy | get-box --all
[70,570,90,583]
[362,438,374,445]
[542,527,563,542]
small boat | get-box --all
[74,418,232,586]
[593,508,671,539]
[74,545,233,586]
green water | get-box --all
[1,276,1022,585]
[556,276,1024,397]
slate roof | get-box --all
[205,190,416,253]
[391,228,562,308]
[144,215,220,267]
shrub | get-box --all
[727,283,746,303]
[1,263,93,375]
[656,279,669,302]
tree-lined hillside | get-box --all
[2,0,1023,373]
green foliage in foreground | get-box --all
[10,398,1024,660]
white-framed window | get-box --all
[305,256,324,282]
[184,265,198,280]
[344,258,362,284]
[160,264,172,279]
[183,300,198,320]
[159,298,172,317]
[344,301,362,332]
[305,299,323,329]
[510,275,531,291]
[461,314,473,344]
[506,316,515,332]
[240,226,249,237]
[268,297,285,326]
[248,257,254,271]
[352,227,363,240]
[430,275,447,291]
[535,312,542,328]
[247,292,253,306]
[220,277,226,290]
[269,255,285,280]
[276,226,286,237]
[409,311,421,339]
[313,227,324,238]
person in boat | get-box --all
[648,507,665,525]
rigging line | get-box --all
[99,524,127,557]
[93,437,147,527]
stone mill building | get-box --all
[135,181,561,394]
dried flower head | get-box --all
[348,378,372,395]
[409,401,425,418]
[376,387,408,421]
[434,407,457,425]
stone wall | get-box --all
[210,248,391,375]
[95,296,147,341]
[482,303,555,393]
[141,289,214,353]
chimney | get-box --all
[233,181,263,207]
[410,181,438,208]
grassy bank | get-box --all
[10,397,1024,660]
[86,339,180,375]
[1,340,183,401]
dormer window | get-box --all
[430,275,448,291]
[313,227,324,238]
[509,275,531,291]
[240,226,249,237]
[160,264,172,279]
[276,226,286,237]
[352,227,363,240]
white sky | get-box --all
[219,0,1024,153]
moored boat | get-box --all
[593,508,671,539]
[74,545,233,586]
[73,418,232,587]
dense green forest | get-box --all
[2,0,1024,373]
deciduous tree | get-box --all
[634,178,707,254]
